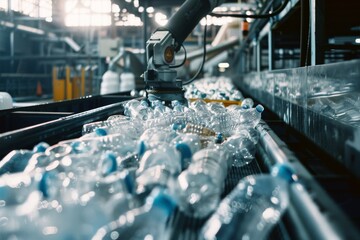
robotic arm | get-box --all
[144,0,225,104]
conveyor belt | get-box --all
[169,159,290,240]
[0,97,359,239]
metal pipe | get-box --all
[290,183,342,240]
[0,55,100,61]
[10,30,15,71]
[310,0,316,65]
[256,120,360,239]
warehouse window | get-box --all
[65,0,112,27]
[0,1,7,11]
[0,0,52,20]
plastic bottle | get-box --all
[172,100,187,112]
[190,99,212,125]
[207,102,226,114]
[137,128,178,156]
[200,163,294,240]
[0,191,42,239]
[172,133,202,169]
[136,145,182,194]
[82,118,133,135]
[222,133,256,167]
[0,142,49,175]
[33,191,110,240]
[239,104,264,128]
[62,133,138,160]
[92,188,177,240]
[208,112,235,136]
[241,98,254,109]
[173,147,230,218]
[124,99,150,121]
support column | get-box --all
[310,0,325,65]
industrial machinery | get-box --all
[52,65,95,101]
[143,0,225,104]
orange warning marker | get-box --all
[36,80,43,96]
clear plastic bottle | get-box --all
[222,133,256,167]
[239,104,265,128]
[137,128,178,156]
[124,99,151,121]
[172,133,202,169]
[190,99,212,125]
[208,112,235,136]
[241,98,254,109]
[200,163,294,240]
[136,145,182,194]
[0,142,50,175]
[207,102,226,114]
[61,133,138,161]
[92,188,177,240]
[173,147,230,218]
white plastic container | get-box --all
[0,92,13,110]
[120,72,136,92]
[100,70,120,95]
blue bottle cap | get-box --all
[200,93,207,99]
[101,152,117,176]
[175,143,192,168]
[124,172,135,194]
[172,122,185,131]
[215,133,224,144]
[152,190,177,216]
[33,142,50,153]
[271,163,296,183]
[256,104,264,113]
[137,140,147,157]
[39,171,57,199]
[95,128,108,136]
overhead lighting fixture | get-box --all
[355,38,360,44]
[146,7,154,14]
[112,4,120,13]
[155,12,168,26]
[218,62,230,68]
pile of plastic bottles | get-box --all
[185,77,244,100]
[0,95,294,240]
[309,95,360,127]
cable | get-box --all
[183,18,208,85]
[209,0,290,19]
[170,44,187,68]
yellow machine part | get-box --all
[53,66,86,101]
